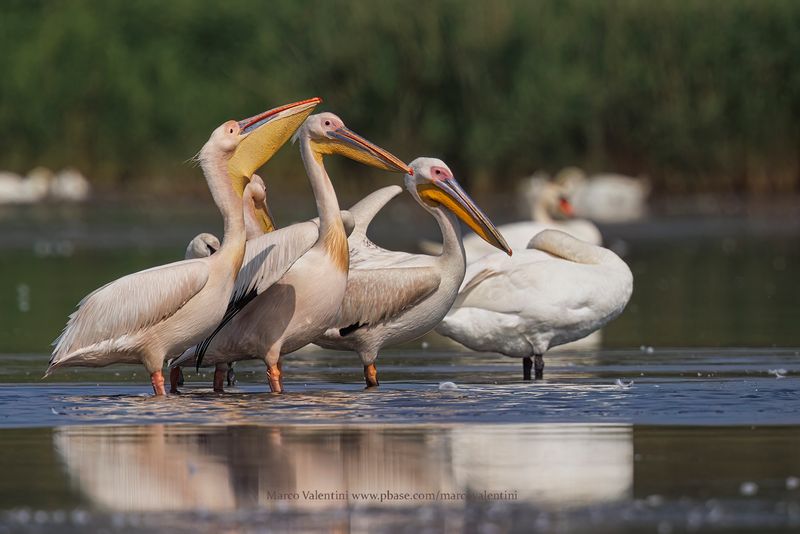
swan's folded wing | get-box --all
[333,266,441,329]
[455,251,553,312]
[51,260,209,363]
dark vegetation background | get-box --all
[2,0,799,198]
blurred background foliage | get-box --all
[1,0,799,197]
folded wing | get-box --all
[50,260,210,365]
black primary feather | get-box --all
[194,286,259,370]
[339,322,367,337]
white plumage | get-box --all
[315,157,511,387]
[556,167,650,223]
[172,113,410,393]
[437,229,633,379]
[46,99,320,394]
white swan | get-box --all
[51,167,91,201]
[436,229,633,380]
[556,167,650,223]
[0,168,51,204]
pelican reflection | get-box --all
[54,423,632,512]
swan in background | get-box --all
[0,167,91,203]
[556,166,650,223]
[0,168,51,204]
[314,158,511,387]
[421,176,599,262]
[173,113,410,393]
[50,167,91,201]
[46,98,319,394]
[436,229,632,380]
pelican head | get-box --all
[186,233,221,259]
[295,113,410,173]
[200,97,322,232]
[406,157,512,255]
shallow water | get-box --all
[1,206,799,531]
[1,349,799,427]
[1,349,799,532]
[1,204,799,352]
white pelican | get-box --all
[173,232,231,393]
[169,175,271,393]
[422,177,600,262]
[172,113,410,393]
[185,232,221,260]
[45,98,320,394]
[556,167,650,223]
[436,229,633,380]
[314,157,511,387]
[168,177,361,394]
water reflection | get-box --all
[450,425,631,506]
[53,424,632,511]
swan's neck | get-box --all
[531,230,617,266]
[532,199,553,223]
[299,138,348,272]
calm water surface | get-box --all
[0,205,798,532]
[0,349,798,532]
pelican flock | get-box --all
[171,112,409,393]
[47,98,319,394]
[46,96,634,394]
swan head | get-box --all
[526,178,575,220]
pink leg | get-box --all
[267,363,283,393]
[364,363,379,388]
[151,370,166,396]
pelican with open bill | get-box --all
[171,112,410,393]
[47,98,320,395]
